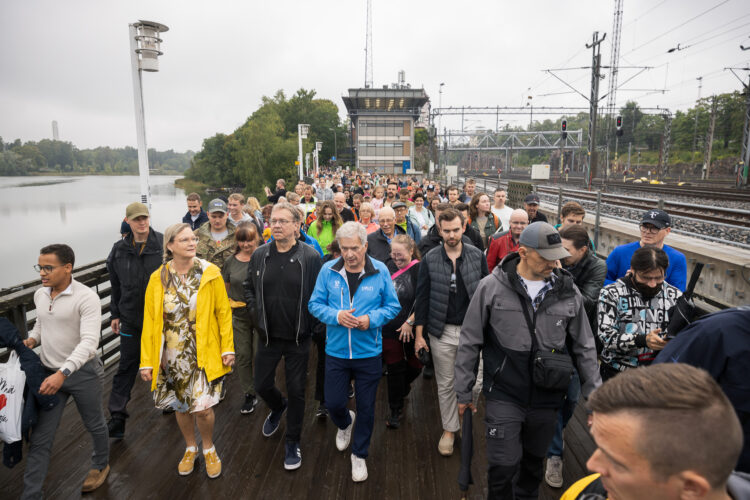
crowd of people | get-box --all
[10,168,748,500]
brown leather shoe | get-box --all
[81,464,110,492]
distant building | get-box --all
[52,120,59,141]
[342,81,429,176]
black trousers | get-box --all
[314,334,326,404]
[108,329,141,419]
[254,336,310,443]
[485,399,558,500]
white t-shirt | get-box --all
[211,229,229,241]
[521,277,546,303]
[491,205,514,232]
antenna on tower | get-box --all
[364,0,373,88]
[605,0,623,135]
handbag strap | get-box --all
[391,259,419,280]
[515,290,538,352]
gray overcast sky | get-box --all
[1,0,748,153]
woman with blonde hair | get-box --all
[306,200,342,255]
[358,202,379,234]
[140,223,234,479]
[246,197,264,225]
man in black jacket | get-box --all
[413,209,488,457]
[243,201,322,472]
[544,224,606,488]
[455,203,484,249]
[182,192,208,230]
[366,206,405,273]
[417,203,475,257]
[106,202,164,438]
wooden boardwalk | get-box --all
[0,348,595,499]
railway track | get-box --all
[593,182,750,203]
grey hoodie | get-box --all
[455,252,602,408]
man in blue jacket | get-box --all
[605,209,687,291]
[309,222,401,483]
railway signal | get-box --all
[616,115,623,137]
[561,119,568,140]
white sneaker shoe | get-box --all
[545,455,563,488]
[336,410,356,451]
[351,453,368,482]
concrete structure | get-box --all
[342,83,429,175]
[52,120,59,141]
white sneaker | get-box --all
[336,410,356,451]
[351,453,368,482]
[545,455,563,488]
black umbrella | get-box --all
[458,408,474,495]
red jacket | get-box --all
[486,231,520,272]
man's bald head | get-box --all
[509,209,529,238]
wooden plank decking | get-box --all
[0,348,595,499]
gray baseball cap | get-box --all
[207,198,228,213]
[519,222,571,261]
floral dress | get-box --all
[153,260,222,413]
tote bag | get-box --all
[0,351,26,443]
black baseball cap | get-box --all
[640,209,671,229]
[524,193,541,205]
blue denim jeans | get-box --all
[546,369,580,457]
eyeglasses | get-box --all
[269,218,293,226]
[639,224,662,234]
[176,237,199,244]
[33,264,62,274]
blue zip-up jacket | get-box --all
[605,241,687,291]
[309,255,401,359]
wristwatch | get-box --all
[59,368,71,378]
[406,319,415,326]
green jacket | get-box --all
[195,222,237,269]
[307,220,335,254]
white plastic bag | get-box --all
[0,351,26,443]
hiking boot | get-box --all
[107,416,125,439]
[386,408,402,429]
[315,404,328,419]
[203,448,222,479]
[438,431,454,456]
[284,441,302,470]
[240,394,258,415]
[262,398,288,437]
[336,410,356,451]
[351,454,368,482]
[81,464,109,492]
[545,455,564,488]
[178,448,199,475]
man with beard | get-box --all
[413,209,488,457]
[524,193,548,223]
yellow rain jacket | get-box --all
[140,258,234,391]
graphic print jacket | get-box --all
[597,277,681,372]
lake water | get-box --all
[0,175,188,290]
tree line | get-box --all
[0,137,194,176]
[185,89,347,198]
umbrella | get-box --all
[457,408,474,496]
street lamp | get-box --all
[129,21,167,209]
[329,127,338,162]
[129,20,168,209]
[298,124,310,180]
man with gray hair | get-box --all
[243,201,323,471]
[309,222,401,482]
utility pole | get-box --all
[704,96,717,179]
[691,77,703,173]
[741,74,750,187]
[587,32,605,188]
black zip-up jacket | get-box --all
[106,229,164,334]
[182,210,209,231]
[565,250,606,331]
[367,226,406,273]
[243,240,323,345]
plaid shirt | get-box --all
[519,273,556,311]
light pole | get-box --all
[298,124,310,181]
[129,20,168,209]
[329,128,338,162]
